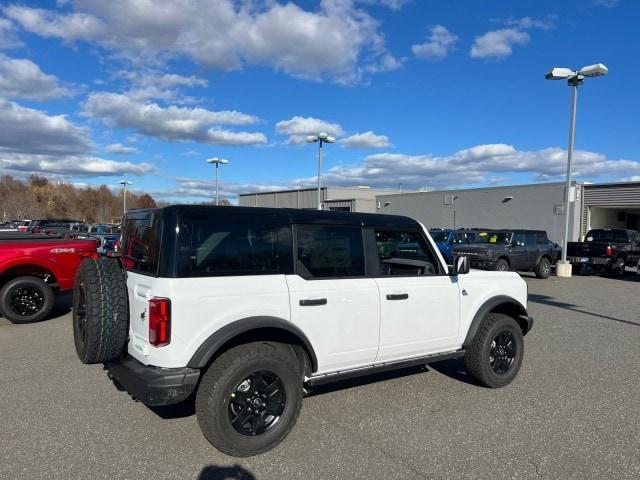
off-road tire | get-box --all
[0,276,54,324]
[73,257,128,364]
[464,313,524,388]
[605,257,625,277]
[572,264,583,275]
[534,257,551,279]
[196,342,303,457]
[495,258,509,272]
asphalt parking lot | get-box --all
[2,270,639,480]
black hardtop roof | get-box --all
[129,204,420,230]
[471,228,547,234]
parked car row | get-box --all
[423,228,561,279]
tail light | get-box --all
[149,297,171,347]
[606,245,616,256]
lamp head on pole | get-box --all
[545,63,607,86]
[119,180,132,186]
[206,157,229,165]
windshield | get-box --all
[429,230,451,243]
[473,231,511,244]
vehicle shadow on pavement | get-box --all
[197,464,255,480]
[51,291,72,319]
[529,293,639,327]
[149,396,196,419]
[427,358,481,386]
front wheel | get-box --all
[196,342,303,457]
[494,259,509,272]
[0,276,54,324]
[535,257,551,279]
[464,313,524,388]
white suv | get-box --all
[72,205,533,457]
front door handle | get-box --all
[386,293,409,301]
[300,298,327,306]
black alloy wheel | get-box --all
[489,330,516,375]
[10,286,45,317]
[228,370,286,436]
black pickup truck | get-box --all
[567,229,640,276]
[452,229,561,279]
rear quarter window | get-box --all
[121,213,161,275]
[176,215,292,277]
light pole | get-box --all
[305,132,336,210]
[545,63,608,277]
[206,157,229,205]
[119,180,132,214]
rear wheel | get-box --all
[196,342,303,457]
[464,313,524,388]
[607,257,625,277]
[0,276,54,324]
[495,259,509,272]
[534,257,551,279]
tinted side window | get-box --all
[536,233,548,244]
[296,225,364,278]
[176,216,291,277]
[525,234,538,246]
[614,231,630,243]
[121,213,161,275]
[513,233,526,246]
[374,230,439,276]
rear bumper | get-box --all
[567,256,611,268]
[105,355,200,406]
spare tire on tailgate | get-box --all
[73,257,128,364]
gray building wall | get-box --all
[376,182,582,245]
[238,187,397,213]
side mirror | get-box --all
[453,255,470,275]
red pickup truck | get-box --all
[0,236,98,323]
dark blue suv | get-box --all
[428,229,477,264]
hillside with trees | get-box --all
[0,175,157,223]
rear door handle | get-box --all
[386,293,409,301]
[299,298,327,306]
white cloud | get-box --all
[0,98,155,178]
[0,17,22,48]
[153,177,289,200]
[0,153,155,177]
[83,91,266,145]
[504,16,555,30]
[471,17,554,60]
[0,54,71,100]
[412,25,458,60]
[290,144,640,189]
[0,98,90,155]
[357,0,411,10]
[276,116,345,145]
[341,131,391,149]
[105,143,138,155]
[470,28,529,59]
[4,0,399,84]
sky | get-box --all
[0,0,638,202]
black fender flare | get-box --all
[463,296,531,347]
[187,316,318,372]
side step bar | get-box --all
[306,349,465,387]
